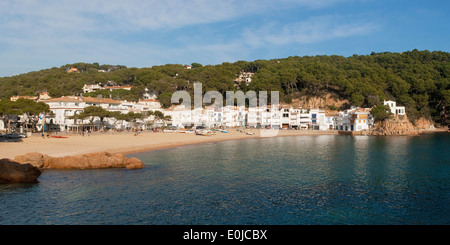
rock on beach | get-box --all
[14,152,144,170]
[0,158,42,183]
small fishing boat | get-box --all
[196,130,213,136]
[221,130,228,133]
[51,136,68,138]
[246,132,255,135]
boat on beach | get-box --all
[195,130,213,136]
[50,135,68,138]
[4,133,26,139]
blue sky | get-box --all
[0,0,449,77]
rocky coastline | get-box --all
[14,152,144,170]
[340,115,446,136]
[0,152,143,183]
[367,114,419,136]
[0,158,42,183]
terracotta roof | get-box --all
[45,96,82,103]
[44,96,121,104]
[83,97,121,104]
[10,96,38,101]
[106,86,133,89]
[139,99,160,102]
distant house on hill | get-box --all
[38,92,52,101]
[10,95,38,102]
[234,70,254,87]
[184,65,193,70]
[143,87,158,100]
[82,83,133,93]
[67,67,80,73]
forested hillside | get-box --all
[0,50,449,125]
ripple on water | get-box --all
[1,134,449,225]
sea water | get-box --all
[1,133,449,225]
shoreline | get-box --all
[0,128,447,160]
[0,129,337,160]
[117,130,340,156]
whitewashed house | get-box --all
[335,108,373,131]
[40,96,125,132]
[0,120,5,132]
[83,83,133,93]
[247,107,260,127]
[384,100,406,115]
[309,109,327,130]
[280,107,290,129]
[164,105,193,128]
[299,110,311,129]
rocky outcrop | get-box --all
[14,152,144,170]
[0,158,42,183]
[14,152,47,169]
[414,117,435,130]
[368,114,418,136]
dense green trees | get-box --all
[68,106,170,130]
[0,98,50,132]
[1,50,449,125]
[370,104,392,122]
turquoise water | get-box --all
[1,133,449,225]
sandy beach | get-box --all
[0,129,338,160]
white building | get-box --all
[82,83,133,93]
[164,105,193,128]
[384,100,406,115]
[164,104,343,131]
[234,70,254,87]
[246,107,260,127]
[143,88,158,100]
[309,109,328,130]
[39,96,122,131]
[299,110,311,129]
[335,108,373,131]
[39,95,163,132]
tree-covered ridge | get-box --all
[0,49,449,125]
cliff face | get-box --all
[368,115,418,136]
[414,117,434,130]
[291,94,349,109]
